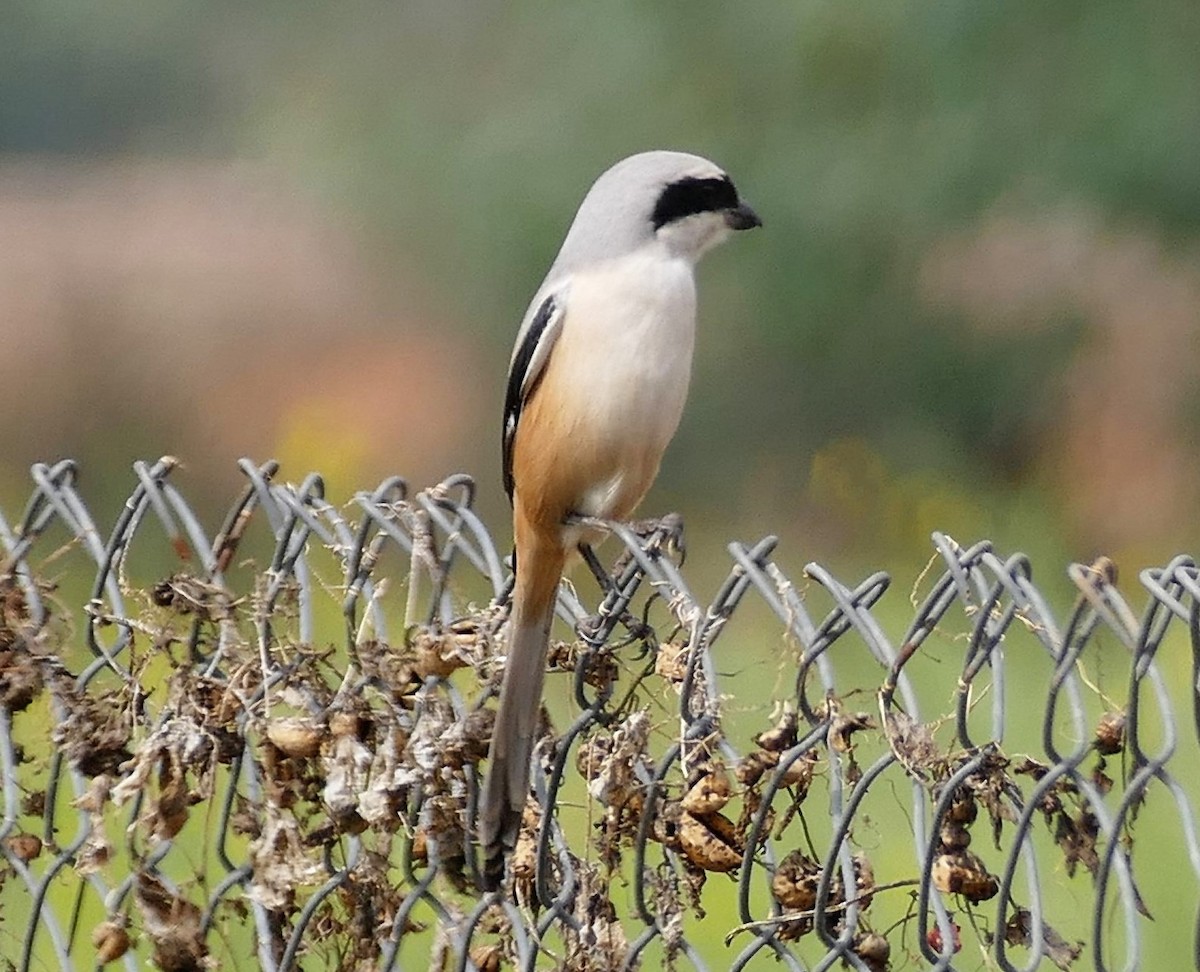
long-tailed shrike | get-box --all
[480,150,760,888]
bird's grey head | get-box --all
[549,150,761,275]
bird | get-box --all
[480,150,761,889]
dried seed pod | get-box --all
[410,828,428,864]
[575,735,613,782]
[616,789,645,819]
[654,642,689,682]
[652,800,685,850]
[510,800,541,885]
[1094,711,1126,755]
[510,832,537,883]
[779,751,815,791]
[756,709,798,752]
[678,811,742,872]
[92,921,132,964]
[545,639,575,671]
[771,850,822,911]
[387,663,422,703]
[448,617,486,651]
[266,718,323,759]
[851,852,876,909]
[931,853,957,894]
[853,932,891,970]
[0,650,42,711]
[829,712,875,752]
[468,944,502,972]
[946,796,978,824]
[21,791,45,817]
[735,749,778,787]
[681,763,732,815]
[328,711,362,739]
[578,647,620,690]
[213,727,244,765]
[931,851,999,902]
[412,629,470,679]
[776,915,814,941]
[5,833,41,862]
[460,708,494,763]
[939,821,971,851]
[155,764,192,840]
[338,810,369,837]
[958,866,1000,903]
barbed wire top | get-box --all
[0,458,1198,972]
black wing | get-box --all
[502,292,563,501]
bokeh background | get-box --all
[3,1,1200,968]
[5,0,1200,580]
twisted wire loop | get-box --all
[0,460,1197,971]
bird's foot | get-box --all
[575,611,608,646]
[628,512,686,564]
[563,511,686,564]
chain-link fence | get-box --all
[0,458,1197,971]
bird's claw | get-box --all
[576,612,607,646]
[630,512,686,564]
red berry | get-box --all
[927,920,962,954]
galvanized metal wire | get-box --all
[0,458,1197,971]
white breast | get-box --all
[552,248,697,518]
[564,250,697,442]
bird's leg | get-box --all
[563,513,612,534]
[577,541,613,592]
[563,512,618,590]
[564,511,682,646]
[565,513,635,644]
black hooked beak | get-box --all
[725,201,762,231]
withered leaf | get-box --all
[1055,808,1100,878]
[1005,907,1083,970]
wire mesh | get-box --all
[0,457,1197,971]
